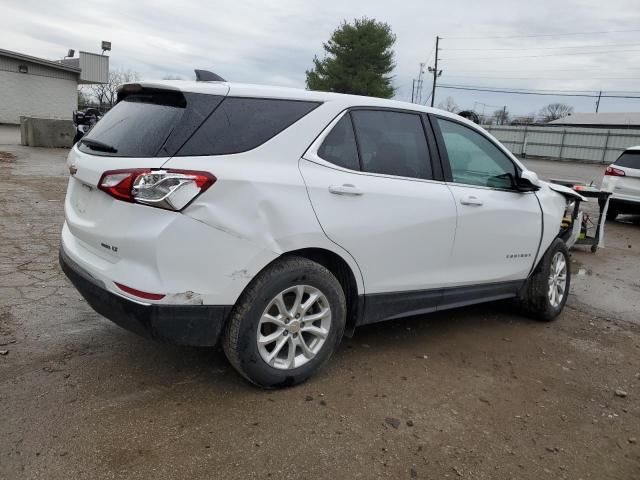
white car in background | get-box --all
[59,76,583,388]
[601,147,640,220]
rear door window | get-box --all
[350,110,433,179]
[177,98,320,156]
[615,151,640,169]
[317,115,360,171]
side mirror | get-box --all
[516,170,542,191]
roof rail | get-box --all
[195,69,226,82]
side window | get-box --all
[350,110,432,179]
[435,118,517,189]
[177,98,319,156]
[317,115,360,171]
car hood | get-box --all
[545,181,587,202]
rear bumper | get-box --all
[59,247,231,346]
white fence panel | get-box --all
[484,125,640,164]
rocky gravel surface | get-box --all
[1,144,639,479]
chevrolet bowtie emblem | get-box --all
[69,164,78,175]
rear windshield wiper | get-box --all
[80,138,118,153]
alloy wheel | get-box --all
[548,251,568,308]
[257,285,332,370]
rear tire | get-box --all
[222,256,346,388]
[518,238,570,322]
[599,198,618,221]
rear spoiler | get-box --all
[116,83,187,107]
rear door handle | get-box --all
[328,184,364,196]
[460,195,483,206]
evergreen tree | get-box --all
[306,18,396,98]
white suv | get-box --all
[601,147,640,220]
[60,78,582,387]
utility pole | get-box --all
[411,63,426,104]
[501,105,507,125]
[416,62,425,103]
[429,36,442,107]
[595,91,602,113]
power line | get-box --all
[444,74,640,81]
[440,83,598,93]
[412,40,437,103]
[443,28,640,40]
[443,42,640,51]
[437,84,640,99]
[442,48,640,60]
[438,84,591,97]
[424,43,436,66]
[446,67,640,73]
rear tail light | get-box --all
[605,166,626,177]
[98,169,216,211]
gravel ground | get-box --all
[1,142,639,480]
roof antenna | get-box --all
[195,69,226,82]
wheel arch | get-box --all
[281,247,362,337]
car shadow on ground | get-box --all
[613,214,640,226]
[92,299,535,391]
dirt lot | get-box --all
[1,141,639,480]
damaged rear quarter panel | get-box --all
[161,105,365,303]
[154,209,278,305]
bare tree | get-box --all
[162,74,183,80]
[437,96,458,113]
[90,68,141,110]
[77,89,91,108]
[89,79,110,110]
[539,103,574,122]
[493,107,510,125]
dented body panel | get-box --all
[532,182,571,268]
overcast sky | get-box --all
[4,0,640,117]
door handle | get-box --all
[328,184,363,196]
[460,195,483,206]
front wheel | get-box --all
[518,238,571,321]
[222,256,346,388]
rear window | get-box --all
[78,91,223,157]
[78,92,318,158]
[615,151,640,169]
[176,98,320,156]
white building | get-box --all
[0,48,108,124]
[549,112,640,129]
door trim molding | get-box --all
[358,280,525,326]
